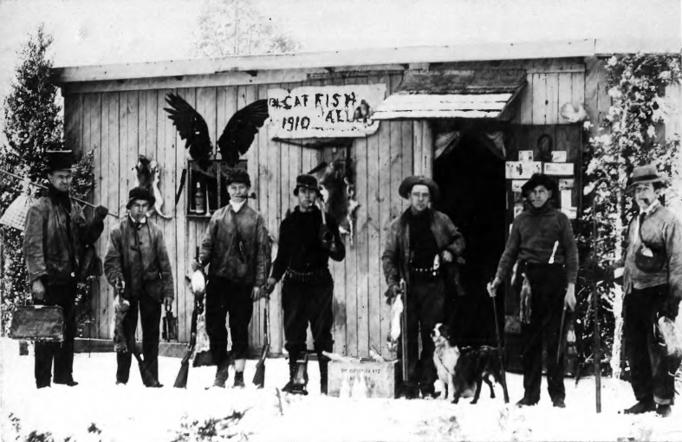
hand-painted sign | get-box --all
[267,85,386,138]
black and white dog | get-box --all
[452,345,504,404]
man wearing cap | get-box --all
[489,173,578,408]
[104,186,174,386]
[382,175,465,398]
[621,164,682,417]
[24,150,108,388]
[193,169,271,388]
[265,174,345,394]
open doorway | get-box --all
[432,120,508,347]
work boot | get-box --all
[54,377,79,387]
[233,371,245,388]
[622,399,656,414]
[656,404,672,417]
[516,396,538,407]
[552,398,566,408]
[213,362,229,388]
[282,360,308,395]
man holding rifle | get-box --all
[193,169,271,388]
[382,176,465,399]
[104,186,174,386]
[265,174,345,395]
[489,173,578,408]
[24,150,108,388]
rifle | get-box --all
[116,285,160,387]
[252,297,270,388]
[173,294,202,388]
[487,279,510,403]
[399,278,408,384]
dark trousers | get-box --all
[520,264,566,403]
[206,277,253,364]
[400,275,446,393]
[116,294,161,383]
[624,285,679,405]
[35,283,77,388]
[282,277,334,362]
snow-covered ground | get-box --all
[2,338,682,442]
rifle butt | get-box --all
[174,361,189,388]
[252,361,265,388]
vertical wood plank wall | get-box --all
[65,57,590,358]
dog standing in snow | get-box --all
[452,345,504,404]
[431,323,459,401]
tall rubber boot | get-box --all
[281,359,298,393]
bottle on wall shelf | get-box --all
[194,180,206,215]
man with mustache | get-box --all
[621,164,682,417]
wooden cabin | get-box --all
[53,39,680,364]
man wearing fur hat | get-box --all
[265,174,345,395]
[620,164,682,417]
[193,169,271,388]
[489,173,578,408]
[24,150,108,388]
[382,175,465,398]
[104,186,173,386]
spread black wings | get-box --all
[217,99,269,166]
[164,93,213,170]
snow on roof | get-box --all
[52,37,682,84]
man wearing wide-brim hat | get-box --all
[265,174,345,395]
[489,172,578,408]
[193,168,271,388]
[382,175,465,399]
[23,150,108,388]
[621,164,682,417]
[104,186,174,387]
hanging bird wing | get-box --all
[164,93,213,169]
[217,99,269,166]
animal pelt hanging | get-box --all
[134,155,171,219]
[308,156,359,246]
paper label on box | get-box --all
[506,161,542,179]
[551,151,567,162]
[543,162,574,176]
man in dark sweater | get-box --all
[265,174,345,394]
[489,173,578,408]
[382,176,465,398]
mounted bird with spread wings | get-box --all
[163,93,269,205]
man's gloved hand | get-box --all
[660,297,680,320]
[385,283,402,305]
[31,279,46,302]
[94,205,109,220]
[190,260,202,272]
[264,277,277,294]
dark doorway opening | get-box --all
[433,120,508,347]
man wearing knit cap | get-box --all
[193,168,271,388]
[265,174,345,395]
[489,173,578,408]
[382,175,465,399]
[104,186,174,386]
[620,164,682,417]
[24,150,108,388]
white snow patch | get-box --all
[2,337,682,441]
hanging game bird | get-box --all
[163,93,269,204]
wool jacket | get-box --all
[382,207,465,288]
[623,203,682,299]
[198,203,271,287]
[103,217,174,301]
[24,186,105,286]
[494,204,578,284]
[270,206,345,282]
